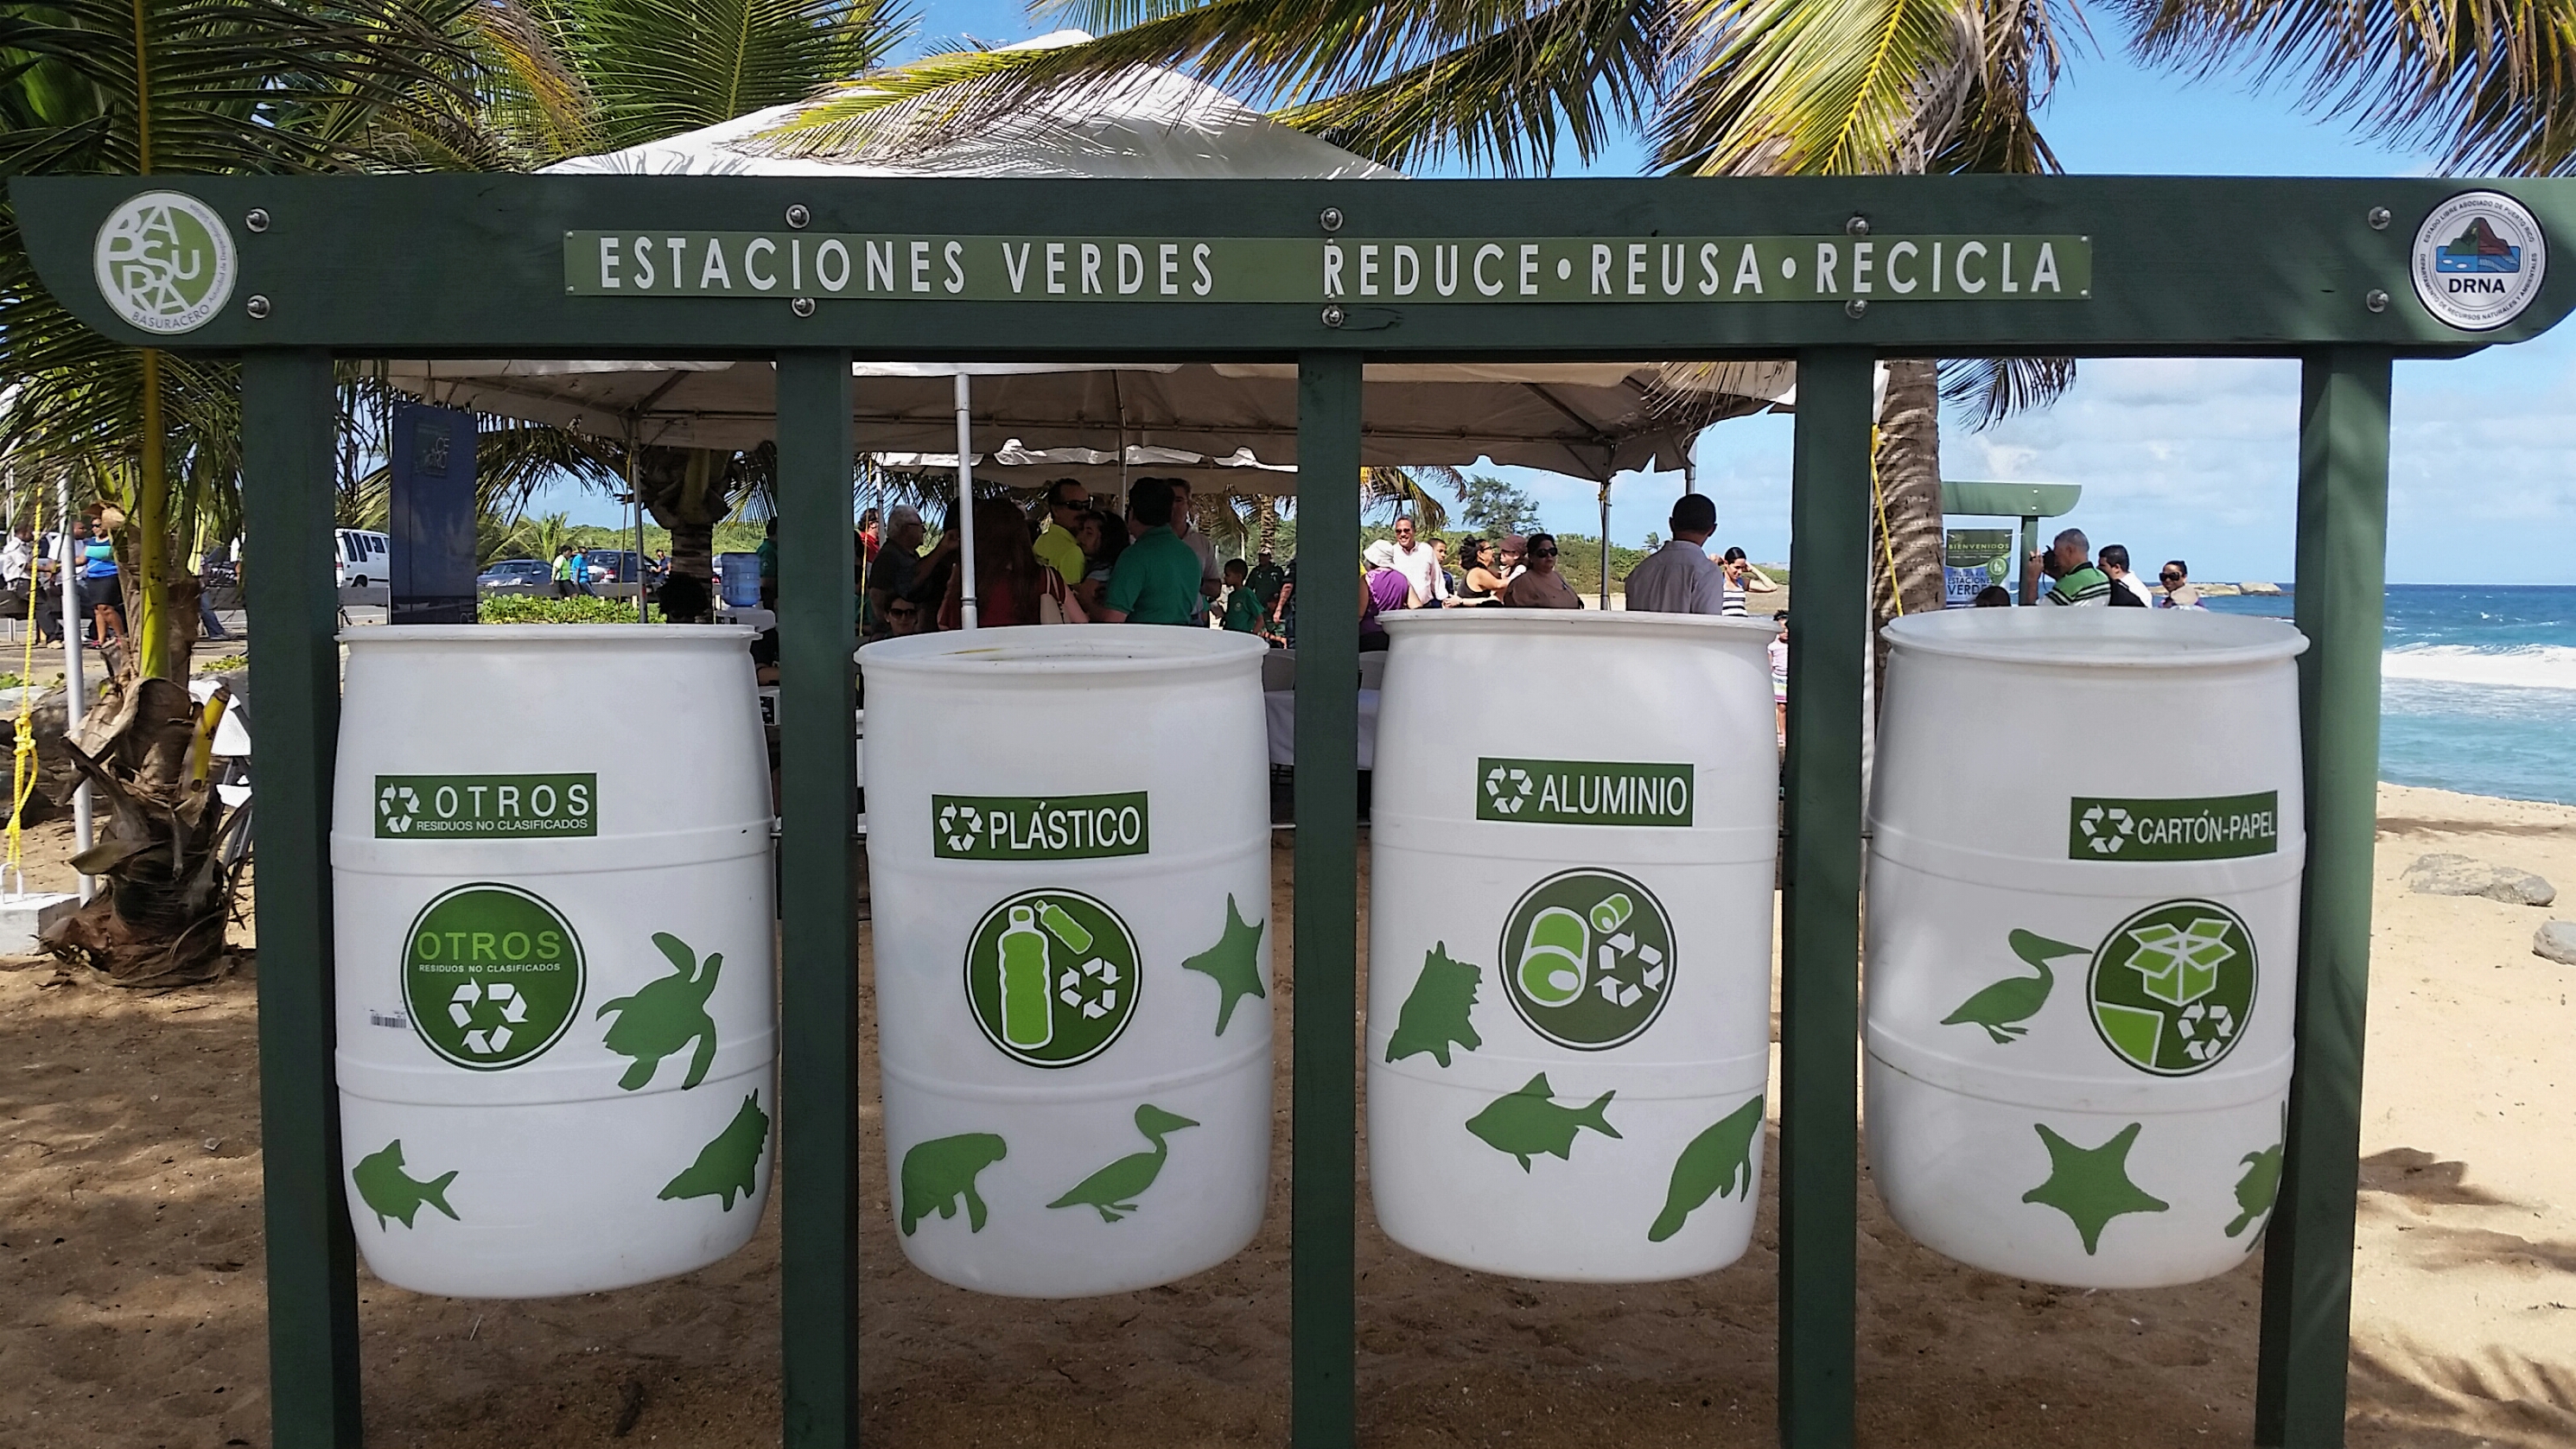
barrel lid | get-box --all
[1380,611,1778,644]
[1881,608,2306,668]
[339,624,754,645]
[858,621,1267,676]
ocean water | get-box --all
[2203,585,2576,805]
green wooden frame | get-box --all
[17,174,2553,1449]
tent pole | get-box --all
[1597,480,1612,610]
[1682,452,1699,495]
[955,372,979,631]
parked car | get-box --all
[477,557,550,594]
[586,548,646,586]
[334,528,390,588]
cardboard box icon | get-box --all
[2125,918,2234,1007]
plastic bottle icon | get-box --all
[1038,900,1094,955]
[999,906,1054,1051]
[1517,907,1590,1007]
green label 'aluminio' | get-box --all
[563,232,2090,305]
[1478,759,1694,826]
[375,773,597,838]
[2068,791,2280,861]
[933,792,1149,861]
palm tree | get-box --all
[2,1,471,983]
[0,0,474,683]
[754,0,2064,637]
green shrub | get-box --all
[478,595,667,625]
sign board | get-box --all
[1943,528,2016,607]
[388,402,479,625]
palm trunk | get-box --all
[132,348,173,681]
[637,446,734,607]
[1869,359,1947,684]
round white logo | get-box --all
[92,191,237,335]
[2411,190,2547,332]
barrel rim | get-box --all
[1380,610,1778,643]
[339,624,756,645]
[1880,607,2307,667]
[857,621,1267,676]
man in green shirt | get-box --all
[2029,527,2111,606]
[1246,547,1287,612]
[1031,478,1091,588]
[1103,478,1201,626]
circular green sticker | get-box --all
[2087,898,2258,1077]
[964,890,1140,1068]
[1498,868,1675,1051]
[402,883,587,1071]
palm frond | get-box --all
[557,0,912,152]
[1937,356,2077,429]
[1657,0,1989,175]
[2119,0,2576,175]
[1361,465,1455,532]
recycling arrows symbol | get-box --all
[1057,957,1120,1020]
[2078,804,2135,855]
[378,785,421,833]
[1484,766,1535,816]
[938,803,984,854]
[448,979,529,1055]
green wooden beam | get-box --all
[776,349,862,1449]
[2256,348,2393,1448]
[1938,480,2081,519]
[1291,351,1361,1449]
[241,348,364,1449]
[1778,347,1873,1449]
[14,176,2565,357]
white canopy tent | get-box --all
[396,34,1798,624]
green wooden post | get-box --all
[2018,515,2039,605]
[2255,348,2392,1449]
[241,348,365,1449]
[1291,350,1361,1449]
[775,350,862,1449]
[1778,346,1873,1449]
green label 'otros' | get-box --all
[932,792,1148,861]
[376,774,598,839]
[2069,791,2279,861]
[1478,759,1694,826]
[402,884,587,1070]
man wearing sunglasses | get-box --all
[1033,478,1091,589]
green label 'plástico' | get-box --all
[933,792,1148,861]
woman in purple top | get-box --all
[1360,566,1409,652]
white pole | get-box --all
[953,372,979,632]
[58,474,92,903]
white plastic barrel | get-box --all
[1866,609,2306,1287]
[1369,612,1779,1281]
[333,626,776,1298]
[862,625,1272,1297]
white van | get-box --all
[335,529,391,588]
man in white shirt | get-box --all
[0,525,30,589]
[1166,479,1224,622]
[1622,494,1729,614]
[1385,515,1447,607]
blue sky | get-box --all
[533,5,2576,583]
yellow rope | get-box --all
[1869,424,1905,620]
[7,493,47,893]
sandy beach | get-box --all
[3,781,2569,1447]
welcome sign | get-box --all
[563,231,2090,305]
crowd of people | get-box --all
[2012,530,2204,609]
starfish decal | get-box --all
[2020,1121,2169,1255]
[1181,893,1267,1036]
